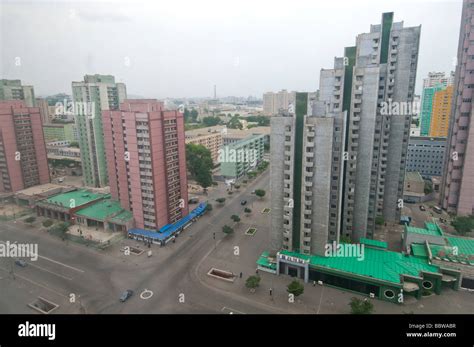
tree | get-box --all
[452,215,474,235]
[234,183,241,190]
[216,197,226,205]
[231,215,241,224]
[245,275,261,292]
[222,225,234,235]
[69,141,80,148]
[205,203,213,213]
[184,108,199,123]
[49,222,70,239]
[375,215,385,226]
[287,280,304,297]
[255,189,266,199]
[244,207,252,215]
[349,297,374,314]
[24,216,36,224]
[227,115,243,129]
[42,219,54,228]
[340,234,351,244]
[202,116,222,127]
[186,143,213,189]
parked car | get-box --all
[433,206,442,214]
[240,200,247,206]
[251,190,256,195]
[419,205,426,211]
[119,290,134,302]
[188,198,199,204]
[15,259,27,267]
[403,198,416,204]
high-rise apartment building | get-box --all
[429,85,453,137]
[422,71,455,89]
[420,72,454,136]
[270,90,346,255]
[0,101,49,192]
[0,80,36,107]
[441,0,474,216]
[103,99,188,231]
[72,74,127,187]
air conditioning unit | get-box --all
[369,293,375,298]
[318,280,323,286]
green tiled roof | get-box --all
[257,251,277,270]
[75,198,125,221]
[44,189,103,208]
[109,209,133,224]
[406,222,444,237]
[411,244,429,258]
[279,248,439,284]
[360,237,388,249]
[427,237,474,265]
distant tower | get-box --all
[214,85,217,100]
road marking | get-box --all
[27,262,73,281]
[0,266,68,298]
[0,240,85,273]
[38,255,85,273]
[221,306,245,314]
[140,289,153,300]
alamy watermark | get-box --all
[0,241,38,261]
[55,99,96,119]
[380,99,420,116]
[324,241,365,261]
[218,147,259,164]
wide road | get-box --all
[0,169,274,314]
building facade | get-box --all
[0,101,50,193]
[441,0,474,216]
[42,123,78,143]
[420,72,454,136]
[219,134,265,179]
[270,92,346,255]
[185,131,223,164]
[103,99,188,231]
[72,74,127,187]
[0,80,36,107]
[406,136,446,179]
[429,85,453,137]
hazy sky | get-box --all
[0,0,462,98]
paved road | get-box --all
[0,170,275,314]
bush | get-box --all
[42,219,54,228]
[349,297,374,314]
[222,225,234,235]
[287,280,304,297]
[205,203,213,212]
[24,216,36,224]
[245,275,261,291]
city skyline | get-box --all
[1,0,461,99]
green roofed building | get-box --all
[404,222,474,288]
[258,243,462,303]
[35,189,134,232]
[74,197,134,232]
[219,134,265,179]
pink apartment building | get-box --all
[0,100,50,193]
[441,0,474,216]
[103,99,189,230]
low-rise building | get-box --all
[219,134,265,179]
[406,136,446,179]
[185,131,223,164]
[404,171,425,202]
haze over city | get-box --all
[1,0,461,98]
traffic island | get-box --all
[28,297,59,314]
[245,227,257,236]
[207,268,236,282]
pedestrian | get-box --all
[239,272,243,278]
[269,288,273,296]
[313,280,316,287]
[256,269,259,275]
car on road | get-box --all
[240,200,247,206]
[433,206,442,214]
[419,205,426,211]
[403,198,416,204]
[119,290,134,302]
[251,190,256,195]
[14,259,27,267]
[188,198,199,204]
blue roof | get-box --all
[128,202,207,241]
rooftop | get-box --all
[279,247,440,284]
[43,189,103,209]
[15,183,64,197]
[75,197,130,222]
[406,222,444,237]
